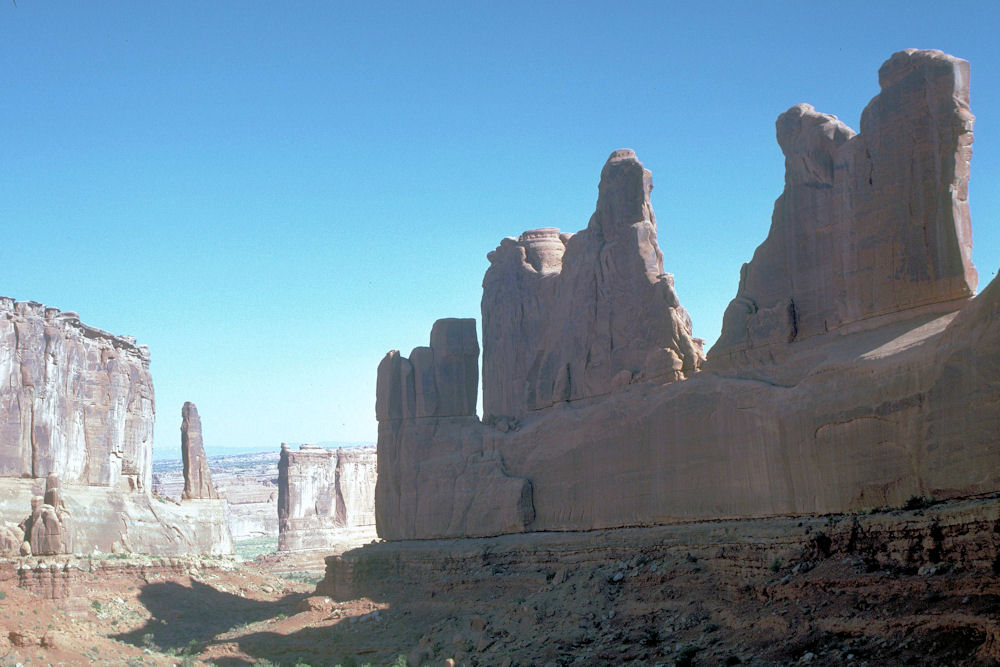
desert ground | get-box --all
[4,496,1000,667]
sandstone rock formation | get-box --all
[0,300,232,555]
[376,318,480,421]
[0,510,23,557]
[153,451,280,541]
[19,474,73,556]
[374,50,1000,541]
[482,150,703,423]
[712,49,977,369]
[181,402,218,500]
[277,444,378,551]
[375,322,534,540]
[0,299,154,491]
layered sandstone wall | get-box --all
[0,299,154,492]
[277,444,378,552]
[711,49,977,369]
[374,49,1000,541]
[0,300,232,555]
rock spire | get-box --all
[181,402,218,500]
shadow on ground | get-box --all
[112,579,307,653]
[207,622,404,667]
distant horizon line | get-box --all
[151,440,376,461]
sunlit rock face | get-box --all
[0,299,154,491]
[711,49,977,370]
[0,300,233,556]
[181,402,218,500]
[481,150,704,423]
[373,50,1000,542]
[277,444,377,551]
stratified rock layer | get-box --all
[0,299,154,491]
[181,402,218,500]
[277,444,377,552]
[482,150,703,422]
[374,50,1000,541]
[0,300,232,555]
[712,49,976,368]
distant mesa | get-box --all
[277,443,377,552]
[374,49,1000,541]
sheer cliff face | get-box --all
[712,50,977,367]
[482,150,703,422]
[373,49,1000,542]
[277,444,377,552]
[375,319,535,540]
[0,299,154,491]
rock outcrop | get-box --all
[374,50,1000,541]
[0,299,154,491]
[180,402,218,500]
[277,444,378,552]
[712,49,976,369]
[482,150,703,423]
[0,510,20,556]
[375,322,534,540]
[0,300,232,555]
[19,473,73,556]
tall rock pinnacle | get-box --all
[481,149,703,422]
[181,402,218,500]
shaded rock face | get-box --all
[374,50,1000,541]
[277,444,377,551]
[376,318,479,421]
[0,299,154,491]
[482,150,703,422]
[181,402,218,500]
[712,49,977,367]
[375,321,535,540]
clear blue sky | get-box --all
[3,2,999,457]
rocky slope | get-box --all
[3,495,999,666]
[374,49,1000,541]
[319,495,1000,666]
